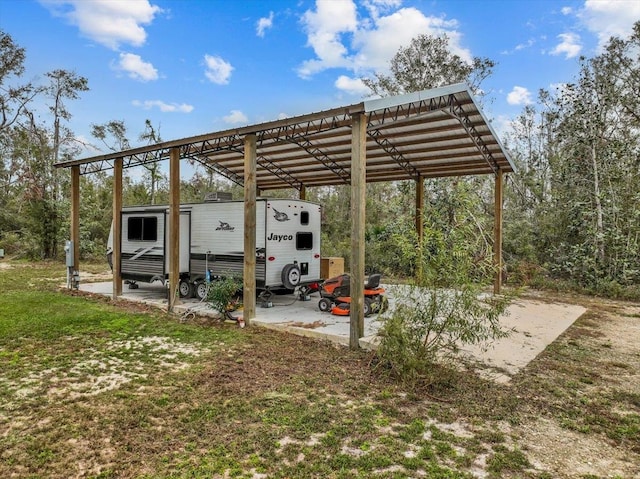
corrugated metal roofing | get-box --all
[55,83,513,189]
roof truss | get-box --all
[55,83,514,189]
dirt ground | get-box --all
[74,284,640,478]
[508,297,640,478]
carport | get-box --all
[55,82,514,349]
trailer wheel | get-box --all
[195,282,209,300]
[179,280,193,298]
[318,298,332,312]
[281,263,301,289]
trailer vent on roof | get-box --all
[203,191,233,202]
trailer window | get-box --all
[128,217,158,241]
[300,211,309,225]
[296,232,313,250]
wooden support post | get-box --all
[244,134,257,323]
[494,170,503,294]
[70,165,80,273]
[415,175,424,242]
[112,158,123,299]
[415,175,424,281]
[299,185,306,201]
[350,113,366,349]
[168,147,180,311]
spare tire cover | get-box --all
[281,263,301,289]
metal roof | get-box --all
[55,83,513,189]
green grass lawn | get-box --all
[0,261,638,478]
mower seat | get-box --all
[365,274,381,289]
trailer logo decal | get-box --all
[272,208,290,222]
[267,233,293,242]
[216,221,235,231]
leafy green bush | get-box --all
[375,184,515,384]
[0,231,24,257]
[206,275,242,320]
[376,285,512,384]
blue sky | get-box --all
[1,0,640,158]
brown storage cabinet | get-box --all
[320,257,344,280]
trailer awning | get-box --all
[55,83,513,189]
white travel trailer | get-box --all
[107,198,322,299]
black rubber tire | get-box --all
[195,281,208,300]
[178,280,192,298]
[364,297,372,317]
[281,263,301,289]
[318,297,332,312]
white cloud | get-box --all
[41,0,162,50]
[223,110,248,124]
[362,0,402,20]
[132,100,194,113]
[256,11,274,37]
[277,113,290,120]
[116,52,158,81]
[298,0,359,78]
[298,1,472,79]
[354,8,469,71]
[204,54,234,84]
[579,0,640,48]
[515,38,535,51]
[335,75,370,96]
[507,86,533,106]
[561,6,573,15]
[550,32,582,59]
[502,37,537,55]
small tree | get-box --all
[375,184,513,384]
[207,276,243,321]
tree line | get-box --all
[1,25,638,299]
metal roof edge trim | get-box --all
[362,82,469,113]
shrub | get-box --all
[375,186,516,384]
[206,275,242,320]
[376,285,512,384]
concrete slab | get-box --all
[79,281,586,383]
[460,299,587,382]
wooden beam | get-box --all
[415,175,424,281]
[350,113,366,349]
[494,170,503,294]
[168,147,180,311]
[415,175,424,242]
[70,165,80,273]
[112,158,123,299]
[299,185,306,201]
[244,134,257,323]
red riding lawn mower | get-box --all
[317,273,388,316]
